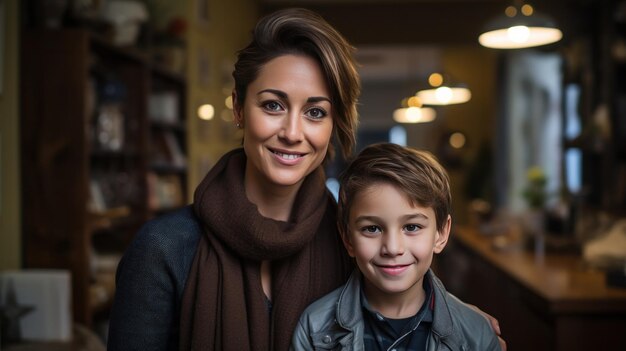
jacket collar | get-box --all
[335,269,458,342]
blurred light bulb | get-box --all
[521,4,534,16]
[225,96,233,110]
[428,73,443,87]
[449,132,466,149]
[407,96,422,107]
[198,104,215,120]
[508,25,530,43]
[435,87,453,104]
[505,6,517,17]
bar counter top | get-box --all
[436,226,626,350]
[452,226,626,314]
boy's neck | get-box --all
[362,278,427,319]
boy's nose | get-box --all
[381,233,405,256]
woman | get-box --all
[108,8,357,351]
[107,8,503,351]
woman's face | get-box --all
[235,54,334,190]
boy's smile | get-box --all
[376,263,413,276]
[343,182,450,317]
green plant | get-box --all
[522,166,547,209]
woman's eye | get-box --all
[263,101,283,112]
[306,107,327,119]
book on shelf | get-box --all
[149,91,179,124]
[162,131,187,168]
[89,179,107,213]
[147,172,185,211]
[151,130,187,168]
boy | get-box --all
[291,143,501,350]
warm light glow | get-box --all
[479,3,562,49]
[505,6,517,17]
[393,107,436,124]
[198,104,215,120]
[407,96,422,107]
[479,26,562,49]
[220,109,232,122]
[417,86,471,105]
[521,4,534,16]
[449,132,466,149]
[507,25,530,43]
[435,87,453,104]
[225,95,233,110]
[428,73,443,87]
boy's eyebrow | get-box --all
[257,89,331,103]
[353,213,429,224]
[403,213,429,221]
[353,215,381,224]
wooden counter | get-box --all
[434,226,626,351]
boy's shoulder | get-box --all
[301,281,344,321]
[299,270,361,331]
[433,279,488,324]
[429,271,501,350]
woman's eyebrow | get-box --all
[257,88,287,98]
[307,96,331,104]
[257,89,330,104]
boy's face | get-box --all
[343,182,450,309]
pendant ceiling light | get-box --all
[478,2,562,49]
[393,96,436,124]
[416,73,471,106]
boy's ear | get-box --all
[340,229,356,258]
[433,215,452,254]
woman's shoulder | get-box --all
[127,205,202,264]
[139,205,201,242]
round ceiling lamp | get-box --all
[416,73,471,106]
[392,95,436,124]
[393,106,437,124]
[478,2,562,49]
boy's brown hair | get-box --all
[338,143,452,237]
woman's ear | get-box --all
[232,91,243,127]
[434,215,452,254]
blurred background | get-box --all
[1,0,626,349]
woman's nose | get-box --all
[278,112,304,143]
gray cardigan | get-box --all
[291,269,501,351]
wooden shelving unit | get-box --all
[20,29,188,326]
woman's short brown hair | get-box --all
[338,143,452,237]
[233,8,360,159]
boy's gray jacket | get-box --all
[290,269,501,351]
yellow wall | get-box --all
[0,0,21,269]
[441,46,498,224]
[186,0,259,196]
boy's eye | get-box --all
[305,107,327,119]
[362,225,381,235]
[404,224,421,233]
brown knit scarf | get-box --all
[179,149,351,351]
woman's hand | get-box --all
[467,303,507,350]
